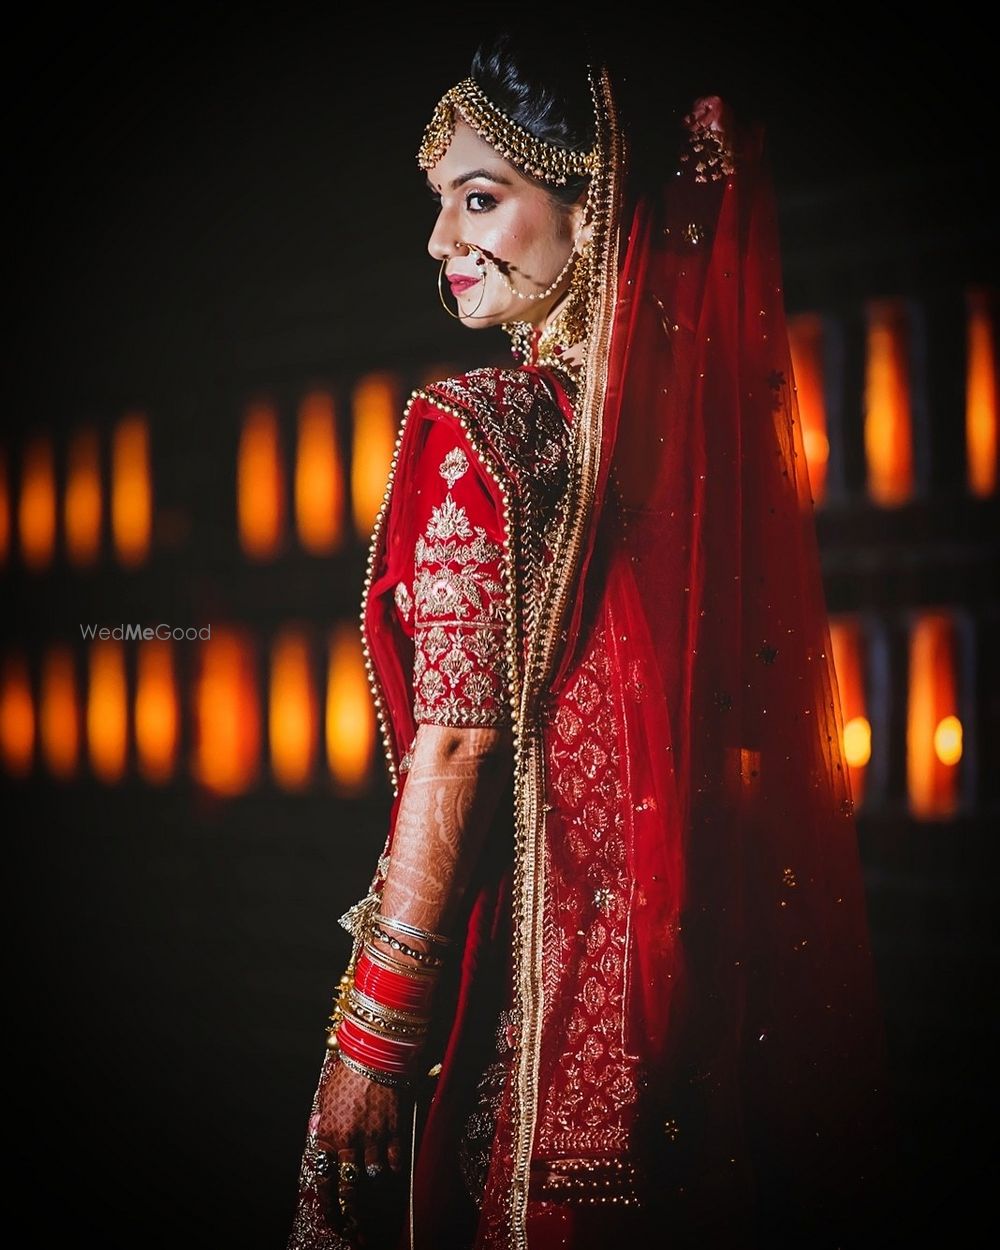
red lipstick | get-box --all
[447,275,481,293]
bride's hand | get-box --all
[311,1051,410,1246]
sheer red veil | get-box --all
[474,69,899,1245]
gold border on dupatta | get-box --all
[506,64,625,1250]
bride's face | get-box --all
[425,117,587,329]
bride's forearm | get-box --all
[377,722,513,942]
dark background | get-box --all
[5,9,996,1249]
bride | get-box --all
[287,28,896,1250]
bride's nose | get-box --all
[428,211,471,263]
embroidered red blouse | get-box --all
[392,415,510,729]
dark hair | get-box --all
[468,31,738,209]
[469,30,596,207]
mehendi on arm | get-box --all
[378,722,513,938]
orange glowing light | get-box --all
[112,413,152,566]
[842,717,872,768]
[136,640,178,783]
[966,287,997,497]
[326,623,374,792]
[66,427,103,566]
[787,313,829,505]
[87,640,128,783]
[295,391,344,553]
[863,298,914,506]
[238,401,285,558]
[269,628,318,789]
[40,646,79,779]
[934,715,963,767]
[829,617,869,807]
[0,447,10,563]
[351,374,398,536]
[0,653,35,777]
[907,613,961,819]
[19,435,56,569]
[194,630,260,795]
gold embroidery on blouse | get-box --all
[411,442,509,727]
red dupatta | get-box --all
[466,74,895,1247]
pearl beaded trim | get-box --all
[417,76,598,185]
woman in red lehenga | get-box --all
[287,30,897,1250]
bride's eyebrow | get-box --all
[424,169,514,192]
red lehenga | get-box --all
[289,69,897,1250]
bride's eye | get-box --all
[466,191,497,214]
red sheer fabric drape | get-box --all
[503,98,896,1242]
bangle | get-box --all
[375,913,453,949]
[324,902,448,1081]
[328,942,440,1082]
[361,941,440,981]
[348,985,432,1028]
[337,1050,416,1091]
[356,952,439,1014]
[338,1016,426,1061]
[369,922,446,968]
[345,1009,428,1041]
[337,1016,426,1073]
[346,993,431,1039]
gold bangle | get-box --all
[362,941,441,981]
[369,923,446,967]
[375,913,454,948]
[348,985,433,1026]
[345,1009,429,1040]
[337,1050,417,1091]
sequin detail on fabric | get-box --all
[411,421,510,727]
[422,368,572,658]
[536,620,645,1165]
[457,1009,517,1209]
[393,580,413,624]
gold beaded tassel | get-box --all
[326,881,385,1051]
[325,947,358,1052]
[337,887,383,943]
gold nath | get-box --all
[416,76,598,185]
